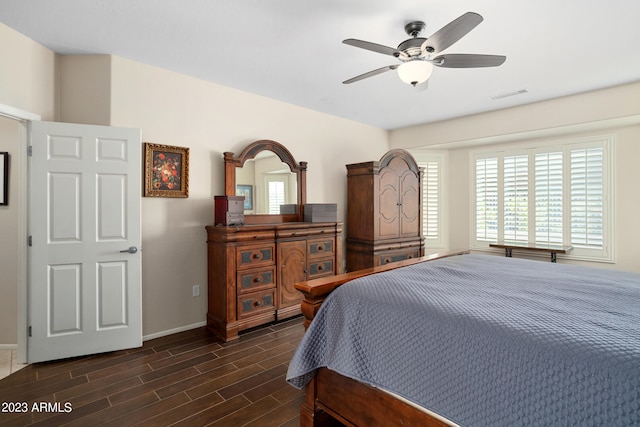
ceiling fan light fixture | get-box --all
[397,60,433,86]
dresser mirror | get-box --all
[224,140,307,224]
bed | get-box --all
[286,251,640,427]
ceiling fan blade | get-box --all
[433,54,506,68]
[421,12,483,54]
[343,65,398,84]
[343,39,408,59]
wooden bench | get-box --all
[490,242,572,263]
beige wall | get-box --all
[103,56,390,336]
[0,23,56,120]
[0,24,56,345]
[389,82,640,150]
[0,118,21,345]
[391,83,640,273]
[57,55,111,125]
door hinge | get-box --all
[27,146,32,157]
[28,326,32,337]
[28,236,32,247]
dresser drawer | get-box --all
[237,266,276,294]
[238,290,276,319]
[236,243,275,269]
[307,238,335,259]
[229,230,276,242]
[307,258,334,279]
[377,248,420,266]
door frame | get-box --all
[0,103,41,364]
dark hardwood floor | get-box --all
[0,317,305,427]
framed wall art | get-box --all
[236,184,253,210]
[144,143,189,198]
[0,152,8,206]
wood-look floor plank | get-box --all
[209,395,281,426]
[0,317,305,427]
[172,394,251,427]
[101,392,191,427]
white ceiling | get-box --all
[2,0,639,130]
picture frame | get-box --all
[144,143,189,198]
[0,152,8,206]
[236,184,253,210]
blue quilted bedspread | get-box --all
[286,254,640,426]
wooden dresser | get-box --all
[346,149,424,272]
[205,222,342,341]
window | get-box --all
[472,137,613,262]
[475,157,498,242]
[411,150,447,249]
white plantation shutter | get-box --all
[570,147,604,248]
[472,137,612,261]
[476,157,499,241]
[535,151,563,244]
[411,150,446,250]
[503,155,528,242]
[423,161,439,241]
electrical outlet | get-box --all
[192,285,200,297]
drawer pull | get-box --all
[252,253,263,260]
[253,300,262,307]
[253,276,262,283]
[384,257,392,264]
[317,245,324,252]
[407,254,414,259]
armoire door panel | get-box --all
[400,171,420,236]
[378,169,400,239]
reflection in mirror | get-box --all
[235,151,298,214]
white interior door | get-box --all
[28,121,142,363]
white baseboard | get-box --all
[143,321,207,342]
[0,344,18,350]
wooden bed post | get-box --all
[300,377,320,426]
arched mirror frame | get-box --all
[224,140,307,224]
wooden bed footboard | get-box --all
[294,250,469,426]
[295,249,469,329]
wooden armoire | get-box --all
[206,140,342,342]
[346,149,424,272]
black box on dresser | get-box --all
[304,203,338,222]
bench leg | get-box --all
[551,252,557,263]
[505,248,512,257]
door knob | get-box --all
[119,246,138,254]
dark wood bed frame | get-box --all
[294,250,469,427]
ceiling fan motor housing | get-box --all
[397,38,428,59]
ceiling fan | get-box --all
[342,12,506,87]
